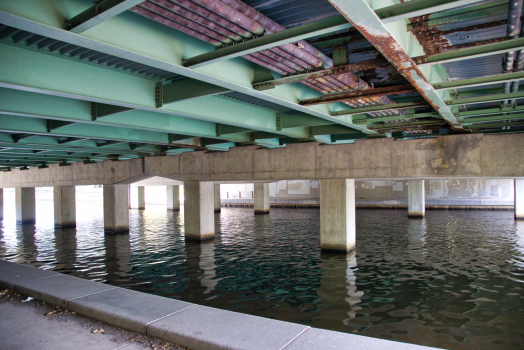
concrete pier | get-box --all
[15,187,36,224]
[515,179,524,219]
[254,183,270,215]
[103,185,129,233]
[184,181,214,241]
[0,188,3,220]
[166,185,180,211]
[408,180,425,218]
[214,184,221,213]
[137,186,145,210]
[320,179,356,252]
[53,186,76,227]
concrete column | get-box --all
[53,186,76,227]
[408,179,425,218]
[0,188,3,220]
[214,184,221,213]
[15,187,36,224]
[128,185,131,209]
[103,184,129,233]
[137,186,145,210]
[320,179,355,252]
[515,179,524,219]
[166,185,180,211]
[184,181,214,241]
[254,183,270,215]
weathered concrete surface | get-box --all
[103,184,129,233]
[68,287,193,334]
[0,259,59,290]
[320,179,356,252]
[515,179,524,219]
[254,183,270,214]
[214,184,221,212]
[408,180,425,218]
[147,304,309,350]
[14,274,116,308]
[166,185,180,211]
[0,260,438,350]
[53,186,76,227]
[184,181,214,241]
[137,186,145,210]
[1,134,524,188]
[0,188,3,220]
[15,187,35,223]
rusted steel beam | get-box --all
[298,84,416,106]
[252,59,392,91]
[330,100,430,116]
[327,0,464,130]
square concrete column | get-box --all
[103,184,129,233]
[15,187,36,224]
[137,186,145,210]
[214,184,221,213]
[184,181,214,241]
[166,185,180,211]
[0,188,3,220]
[53,186,76,227]
[254,183,270,215]
[320,179,356,252]
[128,185,131,209]
[408,179,425,218]
[515,179,524,219]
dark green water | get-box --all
[1,191,523,349]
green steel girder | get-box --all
[328,0,463,130]
[466,120,524,129]
[216,125,254,136]
[460,111,524,124]
[0,1,372,134]
[331,133,368,142]
[67,0,145,33]
[433,71,524,91]
[444,91,524,106]
[415,38,524,66]
[278,114,335,129]
[407,1,509,30]
[310,125,358,136]
[92,102,133,120]
[424,0,508,20]
[0,45,307,140]
[455,105,524,117]
[183,0,481,68]
[157,78,231,108]
[330,101,430,117]
[47,120,76,132]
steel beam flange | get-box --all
[327,0,464,130]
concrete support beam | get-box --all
[0,188,3,220]
[103,184,129,233]
[214,184,221,213]
[137,186,145,210]
[254,183,270,215]
[320,179,355,252]
[53,186,76,227]
[515,179,524,220]
[408,180,425,218]
[166,185,180,211]
[184,182,214,241]
[15,187,35,224]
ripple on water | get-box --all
[1,193,524,350]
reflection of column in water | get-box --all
[407,218,427,264]
[16,224,41,266]
[104,234,132,285]
[253,213,271,240]
[53,227,77,273]
[184,241,217,297]
[514,221,524,267]
[316,251,363,332]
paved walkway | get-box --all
[0,289,185,350]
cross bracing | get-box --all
[0,0,523,169]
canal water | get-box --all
[1,187,523,349]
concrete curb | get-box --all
[0,259,438,350]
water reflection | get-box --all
[1,200,524,349]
